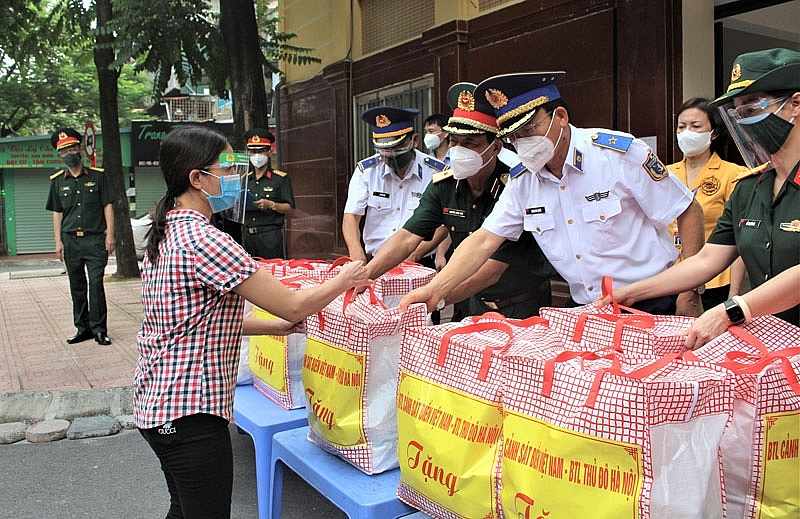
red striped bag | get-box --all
[396,314,561,519]
[302,286,428,474]
[686,317,800,519]
[249,275,318,409]
[373,260,437,308]
[540,277,693,360]
[500,351,733,519]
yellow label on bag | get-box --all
[302,336,366,446]
[249,307,289,393]
[397,371,502,519]
[758,410,800,519]
[502,409,642,519]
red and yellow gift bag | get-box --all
[500,351,733,519]
[302,287,428,474]
[686,317,800,519]
[373,260,436,308]
[396,315,561,519]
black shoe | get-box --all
[94,333,112,345]
[66,331,93,344]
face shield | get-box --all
[716,95,791,170]
[216,151,251,224]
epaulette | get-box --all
[497,147,528,178]
[508,162,528,178]
[423,156,448,172]
[244,171,254,178]
[89,166,105,173]
[272,169,288,177]
[590,132,633,152]
[432,169,454,183]
[357,154,380,172]
[732,163,769,184]
[50,169,64,180]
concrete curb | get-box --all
[0,387,133,423]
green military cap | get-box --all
[711,48,800,106]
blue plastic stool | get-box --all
[233,384,307,519]
[270,426,415,519]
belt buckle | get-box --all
[76,231,84,237]
[248,227,257,235]
[484,301,499,310]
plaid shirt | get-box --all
[134,210,258,429]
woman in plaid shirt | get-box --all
[134,126,368,518]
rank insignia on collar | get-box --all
[573,148,583,171]
[642,151,668,181]
[584,191,610,202]
[779,220,800,233]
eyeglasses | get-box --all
[506,111,551,143]
[727,97,787,120]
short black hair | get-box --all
[424,113,449,128]
[676,97,728,157]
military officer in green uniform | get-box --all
[365,83,555,319]
[45,128,116,345]
[241,128,295,259]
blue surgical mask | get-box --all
[201,171,242,213]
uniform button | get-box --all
[450,226,455,231]
[560,185,566,190]
[468,231,473,235]
[599,215,605,221]
[377,205,382,209]
[764,274,769,280]
[396,207,401,211]
[587,285,594,291]
[575,254,581,259]
[399,185,403,189]
[536,226,541,232]
[472,204,477,209]
[765,242,770,249]
[392,228,396,232]
[567,219,573,224]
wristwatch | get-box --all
[723,298,746,325]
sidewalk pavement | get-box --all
[0,255,141,423]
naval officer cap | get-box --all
[474,71,566,137]
[361,106,419,148]
[243,128,275,151]
[443,82,499,136]
[51,127,82,150]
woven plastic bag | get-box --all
[396,314,561,519]
[373,260,436,308]
[500,351,733,519]
[686,317,800,519]
[302,285,428,474]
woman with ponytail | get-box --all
[134,126,369,518]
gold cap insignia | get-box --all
[731,63,742,82]
[252,135,261,143]
[458,91,475,112]
[59,132,68,140]
[375,114,391,128]
[485,89,509,110]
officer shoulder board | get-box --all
[357,154,380,172]
[50,169,65,180]
[89,166,104,173]
[423,156,448,172]
[732,163,769,184]
[508,162,528,179]
[272,169,288,177]
[590,132,633,153]
[432,168,454,184]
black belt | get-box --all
[245,224,282,234]
[481,280,550,310]
[63,231,102,237]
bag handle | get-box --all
[342,282,387,313]
[323,256,353,281]
[279,274,315,289]
[720,347,800,395]
[285,259,319,270]
[683,325,771,364]
[437,321,514,382]
[468,312,549,328]
[386,259,424,276]
[584,353,686,408]
[542,351,618,398]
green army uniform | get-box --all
[242,168,295,259]
[45,166,116,336]
[708,163,800,325]
[403,159,556,319]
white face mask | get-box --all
[676,130,712,157]
[514,115,561,172]
[424,132,443,151]
[449,142,494,180]
[249,153,269,168]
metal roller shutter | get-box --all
[131,167,166,216]
[12,168,57,253]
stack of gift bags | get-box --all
[394,279,800,519]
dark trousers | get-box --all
[139,414,233,519]
[242,227,285,260]
[62,233,108,334]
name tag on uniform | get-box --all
[372,191,390,198]
[525,206,546,215]
[411,191,422,198]
[443,207,465,218]
[739,219,761,229]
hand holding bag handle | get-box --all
[437,321,515,381]
[468,311,549,328]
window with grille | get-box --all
[360,0,434,55]
[353,75,434,162]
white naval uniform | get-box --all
[483,125,694,304]
[344,149,443,256]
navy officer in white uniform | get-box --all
[400,72,705,316]
[343,106,448,267]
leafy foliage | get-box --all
[256,2,321,73]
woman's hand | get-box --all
[683,304,729,350]
[336,260,370,289]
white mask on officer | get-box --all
[249,153,269,168]
[514,114,561,173]
[424,132,443,151]
[449,142,494,180]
